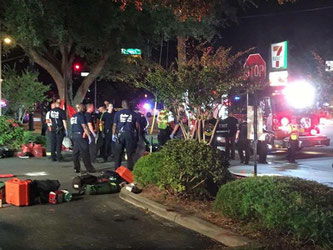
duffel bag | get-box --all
[85,181,119,195]
[32,180,61,203]
[72,174,98,191]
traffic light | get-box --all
[73,63,82,72]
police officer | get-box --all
[96,106,106,159]
[85,104,97,162]
[236,118,250,165]
[112,100,140,170]
[223,112,238,160]
[287,119,299,163]
[49,101,67,162]
[135,109,149,145]
[102,103,115,162]
[71,104,96,173]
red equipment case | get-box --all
[5,178,31,206]
[115,166,133,183]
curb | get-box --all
[119,189,251,247]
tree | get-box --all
[136,44,251,143]
[0,0,297,107]
[2,0,156,105]
[2,67,50,123]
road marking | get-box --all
[24,171,49,176]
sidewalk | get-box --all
[229,158,333,187]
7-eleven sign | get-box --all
[271,41,288,69]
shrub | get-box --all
[25,133,46,146]
[158,140,233,198]
[0,116,29,149]
[213,176,333,247]
[133,152,165,186]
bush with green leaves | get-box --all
[159,140,232,198]
[25,133,46,146]
[133,152,165,186]
[133,140,232,198]
[213,176,333,247]
[0,116,29,149]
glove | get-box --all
[88,136,92,144]
[65,130,69,137]
[170,134,174,139]
[112,134,117,142]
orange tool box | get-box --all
[115,166,133,183]
[5,178,31,206]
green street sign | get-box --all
[121,48,142,55]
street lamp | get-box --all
[0,36,13,116]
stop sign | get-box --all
[244,53,266,83]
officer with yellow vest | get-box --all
[287,120,299,163]
[157,109,171,146]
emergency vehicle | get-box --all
[214,80,330,151]
[261,81,330,151]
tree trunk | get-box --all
[73,50,111,105]
[177,36,186,64]
[28,46,111,107]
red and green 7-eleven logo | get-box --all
[272,41,288,69]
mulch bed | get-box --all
[140,185,323,250]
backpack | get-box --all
[72,174,98,193]
[0,145,14,158]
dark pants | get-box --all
[96,132,105,158]
[158,129,171,146]
[51,131,64,161]
[89,134,97,163]
[258,141,268,163]
[141,131,150,145]
[237,139,250,164]
[72,133,95,172]
[104,132,114,161]
[287,139,298,163]
[46,129,52,153]
[225,136,236,159]
[114,132,136,171]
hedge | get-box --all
[133,152,165,186]
[133,140,233,198]
[213,176,333,247]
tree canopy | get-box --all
[2,67,50,122]
[0,0,299,106]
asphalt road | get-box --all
[0,157,221,250]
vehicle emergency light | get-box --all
[281,117,289,126]
[283,80,315,109]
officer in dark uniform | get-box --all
[135,109,149,145]
[85,103,97,163]
[102,103,115,162]
[71,104,96,173]
[112,100,140,170]
[237,118,250,165]
[49,102,67,162]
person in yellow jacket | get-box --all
[157,108,171,146]
[287,120,299,163]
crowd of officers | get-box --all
[45,99,148,173]
[45,98,298,173]
[157,108,299,164]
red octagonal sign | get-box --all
[244,53,266,83]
